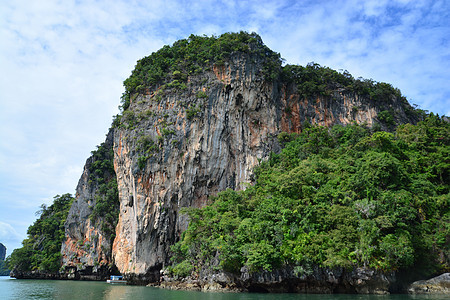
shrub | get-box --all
[186,105,201,120]
[168,260,194,278]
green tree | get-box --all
[8,194,74,273]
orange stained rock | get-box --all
[213,64,231,84]
[117,133,123,157]
[301,97,308,108]
[248,120,257,145]
[138,174,153,195]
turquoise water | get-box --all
[0,276,446,300]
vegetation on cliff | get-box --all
[282,62,421,127]
[168,115,449,278]
[120,31,282,111]
[87,140,119,245]
[7,139,119,274]
[7,194,74,273]
[282,63,416,114]
[117,31,419,129]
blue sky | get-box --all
[0,0,449,255]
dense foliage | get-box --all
[87,140,119,244]
[120,31,282,110]
[7,194,74,273]
[282,63,404,101]
[169,115,449,278]
[282,63,420,123]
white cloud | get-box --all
[0,222,21,240]
[361,0,390,17]
[0,222,23,254]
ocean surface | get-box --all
[0,276,447,300]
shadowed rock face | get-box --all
[0,243,6,261]
[109,53,417,283]
[60,130,116,280]
[160,265,395,294]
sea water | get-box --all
[0,276,446,300]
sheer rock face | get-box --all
[60,130,115,280]
[112,54,281,281]
[110,54,416,282]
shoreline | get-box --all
[8,269,450,295]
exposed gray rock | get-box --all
[236,265,393,294]
[60,129,117,280]
[408,273,450,294]
[159,265,394,294]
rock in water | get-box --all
[408,273,450,294]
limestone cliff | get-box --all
[112,53,282,282]
[111,55,417,283]
[62,33,420,288]
[61,129,119,280]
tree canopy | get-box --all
[7,194,74,273]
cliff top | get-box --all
[120,31,282,111]
[119,31,421,123]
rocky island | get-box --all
[0,243,9,276]
[8,32,449,294]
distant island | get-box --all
[0,243,9,276]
